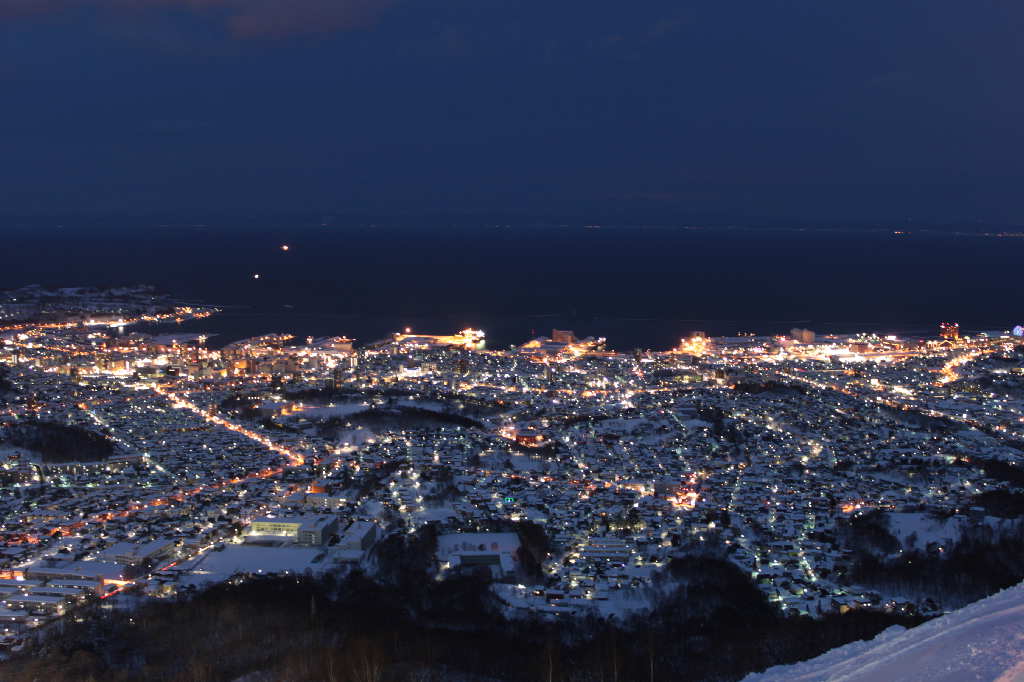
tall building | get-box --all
[552,329,576,344]
[939,322,960,340]
[326,337,355,353]
[790,328,816,344]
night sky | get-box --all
[2,0,1021,221]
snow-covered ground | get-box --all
[0,444,42,464]
[334,427,375,447]
[175,544,327,588]
[412,505,460,524]
[887,512,963,551]
[887,512,1015,552]
[744,580,1024,682]
[493,581,653,620]
[396,399,449,412]
[287,403,369,421]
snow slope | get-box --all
[744,581,1024,682]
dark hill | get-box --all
[4,421,114,463]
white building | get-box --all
[437,532,521,577]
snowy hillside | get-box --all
[744,581,1024,682]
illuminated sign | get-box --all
[1013,325,1024,337]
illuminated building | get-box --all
[25,562,128,592]
[320,336,355,353]
[391,328,485,351]
[552,329,576,344]
[248,516,338,546]
[790,328,816,344]
[939,322,960,340]
[515,429,546,447]
[249,518,303,537]
[677,333,708,356]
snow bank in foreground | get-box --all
[744,581,1024,682]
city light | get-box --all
[1,291,1021,635]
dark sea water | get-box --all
[3,220,1021,350]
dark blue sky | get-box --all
[2,0,1021,221]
